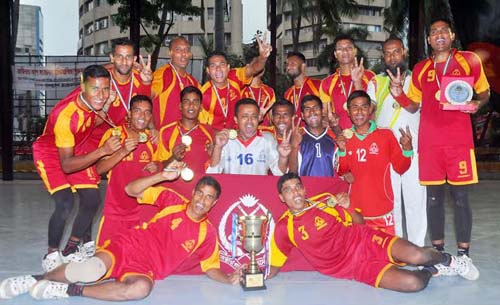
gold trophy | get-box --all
[238,215,268,291]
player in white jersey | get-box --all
[367,37,426,246]
[207,98,291,175]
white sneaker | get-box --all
[78,241,96,257]
[451,255,480,281]
[42,251,64,273]
[0,275,37,299]
[29,280,69,300]
[61,250,87,264]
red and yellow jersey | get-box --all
[258,125,285,144]
[99,125,158,221]
[337,125,411,217]
[199,67,251,130]
[242,83,276,126]
[151,64,200,128]
[319,70,375,129]
[407,49,490,150]
[156,121,214,174]
[283,77,321,120]
[105,186,220,280]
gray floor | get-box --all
[0,179,499,305]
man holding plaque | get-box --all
[269,172,479,292]
[367,37,427,246]
[389,18,490,259]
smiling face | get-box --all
[110,45,136,76]
[302,99,323,129]
[235,103,259,141]
[272,104,293,136]
[187,184,219,221]
[279,178,307,214]
[347,96,372,130]
[180,91,202,121]
[128,100,152,132]
[81,76,111,111]
[206,55,230,87]
[427,20,455,53]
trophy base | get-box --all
[241,272,266,291]
[440,102,476,111]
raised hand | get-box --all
[351,57,365,86]
[399,126,413,151]
[172,143,187,161]
[290,116,303,148]
[278,128,293,158]
[135,54,153,84]
[122,137,139,154]
[256,31,272,59]
[387,67,404,98]
[214,129,230,148]
[258,96,272,122]
[102,136,122,155]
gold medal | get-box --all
[138,132,148,143]
[343,102,348,111]
[112,128,121,137]
[180,167,194,181]
[327,196,338,208]
[181,135,192,146]
[435,90,441,101]
[392,102,401,109]
[343,128,354,139]
[228,129,238,140]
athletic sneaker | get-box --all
[78,240,96,257]
[29,280,69,300]
[0,275,37,299]
[61,250,87,264]
[41,251,64,273]
[428,263,458,277]
[451,254,480,281]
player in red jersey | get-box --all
[390,19,490,258]
[0,173,240,301]
[199,33,272,130]
[319,34,375,129]
[32,65,122,272]
[268,172,479,292]
[259,99,295,144]
[283,51,321,121]
[336,91,412,234]
[95,95,162,246]
[242,69,276,126]
[152,36,200,128]
[157,86,214,181]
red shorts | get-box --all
[364,211,396,236]
[98,240,155,283]
[33,144,100,194]
[95,216,140,247]
[419,146,478,185]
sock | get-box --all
[33,274,44,281]
[62,239,80,256]
[432,243,445,252]
[457,247,469,257]
[67,283,84,296]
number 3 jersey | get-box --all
[206,131,283,175]
[338,124,411,217]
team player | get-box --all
[337,91,412,234]
[242,69,276,125]
[268,173,479,292]
[367,37,427,246]
[389,19,490,258]
[157,86,214,179]
[289,95,338,177]
[207,98,291,175]
[94,95,161,246]
[0,172,240,301]
[200,33,272,130]
[260,99,295,144]
[152,36,200,128]
[283,51,321,120]
[32,65,121,272]
[320,34,375,129]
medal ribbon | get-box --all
[212,82,230,119]
[433,52,453,90]
[338,71,354,100]
[110,73,134,112]
[79,93,116,127]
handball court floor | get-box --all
[0,178,499,305]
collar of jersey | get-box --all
[352,120,376,140]
[237,130,260,147]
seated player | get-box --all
[269,173,479,293]
[0,171,240,301]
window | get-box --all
[207,7,214,20]
[225,33,231,45]
[95,17,108,31]
[85,23,94,35]
[96,42,109,55]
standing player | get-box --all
[337,91,412,234]
[320,34,375,129]
[390,19,490,258]
[242,69,276,125]
[289,95,338,177]
[0,173,240,301]
[367,37,427,246]
[200,33,272,130]
[157,86,214,178]
[152,36,200,128]
[269,173,479,293]
[32,65,121,272]
[283,51,321,121]
[207,98,291,175]
[94,95,161,246]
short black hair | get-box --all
[428,17,455,33]
[272,99,295,116]
[286,51,306,63]
[169,36,190,49]
[195,176,222,199]
[346,90,371,107]
[181,86,202,101]
[334,34,355,49]
[277,172,301,194]
[206,51,228,66]
[83,65,110,82]
[112,38,136,54]
[300,95,323,113]
[129,95,152,110]
[235,98,259,116]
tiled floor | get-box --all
[0,179,498,305]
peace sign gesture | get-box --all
[351,57,365,86]
[290,115,303,148]
[278,127,293,158]
[399,126,413,151]
[386,67,404,98]
[135,54,153,84]
[258,96,272,122]
[256,31,272,59]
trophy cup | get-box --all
[238,215,268,291]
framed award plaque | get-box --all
[440,76,475,111]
